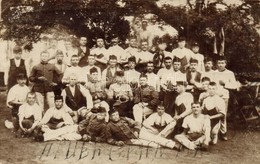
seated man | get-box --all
[78,106,107,143]
[107,109,159,148]
[198,77,211,103]
[175,102,211,151]
[107,71,133,117]
[101,55,121,88]
[139,105,181,149]
[61,73,93,123]
[133,74,160,123]
[202,82,225,145]
[36,95,80,141]
[173,81,194,134]
[6,73,30,132]
[17,92,42,137]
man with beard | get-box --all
[78,37,90,67]
[145,61,160,92]
[53,50,67,74]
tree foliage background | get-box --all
[1,0,260,80]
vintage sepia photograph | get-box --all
[0,0,259,163]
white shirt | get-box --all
[157,67,174,87]
[136,51,154,63]
[6,84,30,106]
[171,47,194,63]
[62,66,85,83]
[107,45,129,63]
[146,72,160,91]
[18,103,42,121]
[214,69,237,90]
[40,106,74,125]
[124,69,141,84]
[182,114,210,134]
[91,47,109,64]
[202,95,226,115]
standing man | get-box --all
[145,61,160,92]
[5,45,29,91]
[214,56,237,141]
[91,37,109,71]
[29,51,63,110]
[201,57,215,81]
[171,37,194,73]
[82,54,102,82]
[136,40,154,73]
[78,37,90,67]
[124,56,140,89]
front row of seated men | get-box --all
[9,71,226,151]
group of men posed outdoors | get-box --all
[5,32,237,152]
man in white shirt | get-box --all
[6,73,30,132]
[201,57,215,81]
[139,105,181,150]
[17,92,42,137]
[136,40,154,73]
[36,95,80,141]
[191,42,205,72]
[202,82,226,144]
[125,36,139,57]
[171,37,194,73]
[124,56,140,89]
[107,35,129,65]
[91,37,109,71]
[62,55,85,84]
[145,61,160,91]
[175,102,211,151]
[157,57,176,115]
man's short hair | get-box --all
[90,67,98,74]
[139,73,148,79]
[164,56,172,61]
[201,76,211,82]
[17,73,27,80]
[191,101,201,107]
[56,50,64,56]
[146,61,154,66]
[71,54,78,58]
[177,36,186,42]
[216,56,227,62]
[108,109,118,116]
[209,81,217,86]
[115,70,124,77]
[54,95,63,101]
[128,56,136,63]
[109,55,117,60]
[13,45,22,54]
[190,58,198,64]
[27,92,36,98]
[173,57,181,63]
[204,57,213,63]
[96,106,107,113]
[40,51,50,56]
